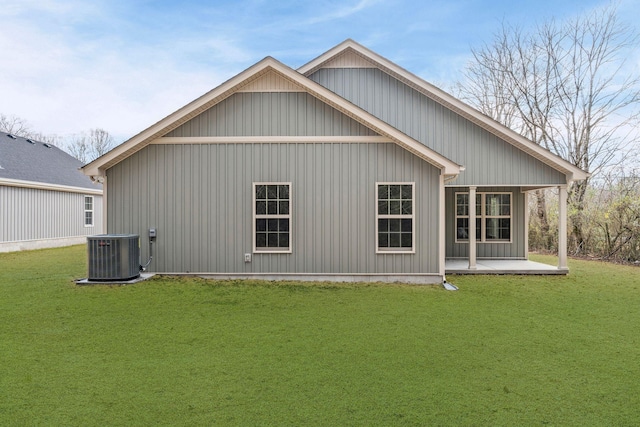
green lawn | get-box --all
[1,246,639,426]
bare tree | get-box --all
[30,132,62,147]
[455,26,522,131]
[0,114,116,161]
[0,114,32,137]
[552,8,640,251]
[457,22,562,249]
[0,114,62,147]
[457,3,640,254]
[66,135,91,163]
[90,128,114,158]
[66,128,115,163]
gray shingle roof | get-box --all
[0,131,101,190]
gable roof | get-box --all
[82,57,462,177]
[0,131,101,193]
[298,39,589,182]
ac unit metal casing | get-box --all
[87,234,140,281]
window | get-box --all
[84,196,94,227]
[455,192,511,242]
[253,183,291,253]
[455,193,480,241]
[376,183,415,253]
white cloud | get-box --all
[0,1,243,140]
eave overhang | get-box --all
[0,177,103,195]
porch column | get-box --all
[558,185,568,270]
[524,191,529,259]
[468,186,477,269]
[439,174,446,277]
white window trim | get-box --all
[84,195,94,227]
[375,182,416,254]
[253,182,292,254]
[455,191,512,243]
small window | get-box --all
[253,183,291,253]
[84,196,94,227]
[455,192,511,243]
[376,183,415,253]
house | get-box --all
[0,131,103,252]
[82,40,587,284]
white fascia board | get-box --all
[300,39,589,182]
[84,55,461,177]
[0,177,103,195]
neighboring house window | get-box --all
[253,183,291,253]
[84,196,94,227]
[376,183,415,253]
[455,192,511,242]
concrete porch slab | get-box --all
[445,259,567,275]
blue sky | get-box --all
[1,0,638,142]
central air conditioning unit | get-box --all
[87,234,140,281]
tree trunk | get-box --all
[569,180,588,254]
[535,190,551,250]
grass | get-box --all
[1,246,639,426]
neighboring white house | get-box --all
[0,131,103,252]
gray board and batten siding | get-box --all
[123,91,440,276]
[107,142,441,276]
[308,68,568,187]
[166,92,378,138]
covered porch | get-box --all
[443,185,570,275]
[445,258,567,275]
